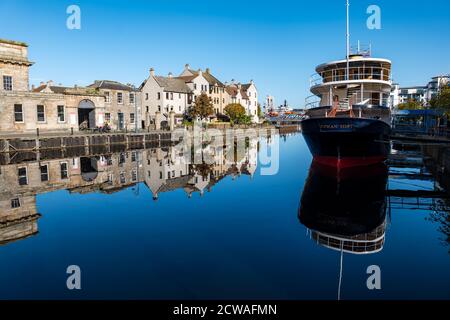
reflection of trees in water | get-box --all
[428,198,450,253]
[191,163,213,178]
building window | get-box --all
[119,153,126,165]
[57,105,65,122]
[131,151,137,162]
[18,167,28,185]
[170,92,174,100]
[11,198,21,209]
[194,84,197,90]
[157,92,161,100]
[131,170,137,182]
[146,93,149,100]
[158,105,161,112]
[3,75,12,91]
[37,105,46,122]
[130,93,135,104]
[146,106,149,113]
[130,113,135,124]
[120,172,126,184]
[179,93,181,99]
[166,92,169,99]
[105,113,111,123]
[40,164,49,182]
[117,92,123,104]
[60,162,68,179]
[14,104,23,122]
[105,91,111,103]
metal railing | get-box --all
[305,91,390,109]
[310,66,392,87]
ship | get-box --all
[301,0,392,169]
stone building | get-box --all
[140,68,193,129]
[179,64,228,117]
[0,39,106,134]
[87,80,141,131]
[225,81,259,123]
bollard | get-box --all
[71,127,74,135]
[36,128,40,137]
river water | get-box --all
[0,132,449,300]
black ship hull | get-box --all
[301,117,391,168]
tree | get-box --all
[257,103,263,118]
[430,86,450,116]
[397,99,424,110]
[224,103,246,122]
[189,93,214,121]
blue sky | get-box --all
[1,0,449,107]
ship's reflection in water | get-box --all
[299,162,388,255]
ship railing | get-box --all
[310,66,392,87]
[304,95,321,109]
[350,44,372,57]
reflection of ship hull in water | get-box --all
[299,161,388,254]
[302,114,391,169]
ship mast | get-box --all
[346,0,350,80]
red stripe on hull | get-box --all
[313,155,387,169]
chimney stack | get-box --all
[40,81,45,86]
[168,72,173,79]
[206,68,210,74]
[185,63,190,70]
[198,68,203,76]
[150,68,155,77]
[31,84,35,90]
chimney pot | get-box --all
[168,72,173,78]
[150,68,155,77]
[40,81,45,86]
[206,68,210,74]
[185,64,190,69]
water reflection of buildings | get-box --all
[299,162,388,255]
[0,139,259,245]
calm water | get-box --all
[0,133,449,300]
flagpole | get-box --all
[346,0,350,80]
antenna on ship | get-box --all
[346,0,350,80]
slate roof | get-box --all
[154,76,192,93]
[185,68,224,87]
[225,85,249,100]
[33,85,101,96]
[87,80,136,91]
[33,85,70,94]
